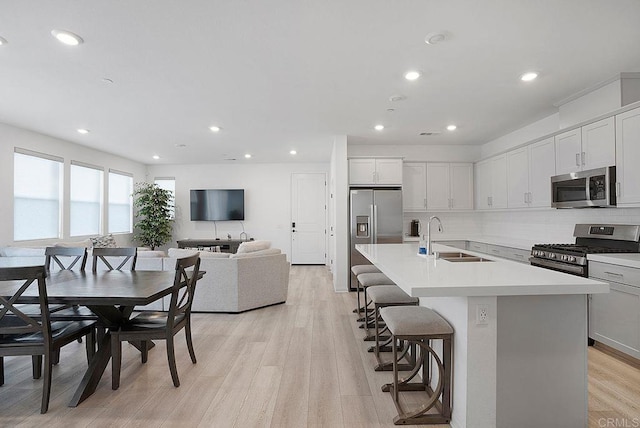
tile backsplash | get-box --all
[405,208,640,243]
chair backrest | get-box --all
[44,247,87,273]
[0,266,50,348]
[167,254,201,328]
[92,247,137,273]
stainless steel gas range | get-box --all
[531,224,640,346]
[530,224,640,278]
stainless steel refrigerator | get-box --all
[349,188,403,290]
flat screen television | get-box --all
[190,189,245,221]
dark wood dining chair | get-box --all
[44,246,88,274]
[111,254,201,390]
[0,265,96,413]
[92,247,137,273]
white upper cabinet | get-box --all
[349,158,402,186]
[555,129,582,175]
[426,163,451,210]
[528,137,556,207]
[402,162,427,211]
[403,162,473,212]
[555,117,615,175]
[426,163,473,211]
[615,107,640,204]
[507,147,529,208]
[507,138,556,209]
[449,163,474,210]
[475,159,490,210]
[581,117,616,170]
[475,155,507,210]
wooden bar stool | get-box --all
[366,285,419,371]
[351,264,381,316]
[379,306,453,425]
[357,272,395,339]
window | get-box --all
[108,170,133,233]
[70,162,103,236]
[154,177,176,219]
[14,149,63,241]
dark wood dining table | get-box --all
[0,269,201,407]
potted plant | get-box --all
[132,182,174,250]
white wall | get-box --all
[480,208,640,243]
[146,162,329,259]
[479,113,560,159]
[331,136,349,292]
[0,122,147,247]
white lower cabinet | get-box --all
[589,261,640,359]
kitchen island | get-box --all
[357,242,609,428]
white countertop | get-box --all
[588,253,640,269]
[357,242,608,298]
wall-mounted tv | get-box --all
[190,189,245,221]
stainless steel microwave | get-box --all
[551,166,616,208]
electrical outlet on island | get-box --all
[476,304,489,325]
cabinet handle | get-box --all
[424,198,427,209]
[491,249,499,253]
[575,153,580,166]
[616,182,621,197]
[604,271,623,278]
[524,193,527,204]
[513,253,524,258]
[581,152,586,166]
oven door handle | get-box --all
[530,257,586,275]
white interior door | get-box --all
[291,173,327,264]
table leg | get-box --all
[69,332,112,407]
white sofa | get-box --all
[0,242,290,313]
[166,247,290,313]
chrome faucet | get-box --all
[426,216,443,255]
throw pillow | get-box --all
[54,238,93,248]
[90,234,117,248]
[236,240,271,254]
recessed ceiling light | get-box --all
[152,155,160,160]
[374,124,385,131]
[77,128,90,134]
[404,71,421,81]
[244,154,251,159]
[520,72,538,82]
[389,95,406,102]
[0,37,7,45]
[51,29,83,46]
[101,77,114,84]
[425,32,446,45]
[289,150,297,155]
[446,125,457,131]
[209,126,221,132]
[175,144,187,148]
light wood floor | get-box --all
[0,265,638,427]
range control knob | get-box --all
[549,253,556,259]
[569,256,576,263]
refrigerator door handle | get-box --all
[372,204,377,243]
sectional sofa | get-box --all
[0,241,290,313]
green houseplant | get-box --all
[133,182,174,250]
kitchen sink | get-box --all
[442,256,493,263]
[436,252,494,263]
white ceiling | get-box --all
[1,0,640,165]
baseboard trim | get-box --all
[593,341,640,369]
